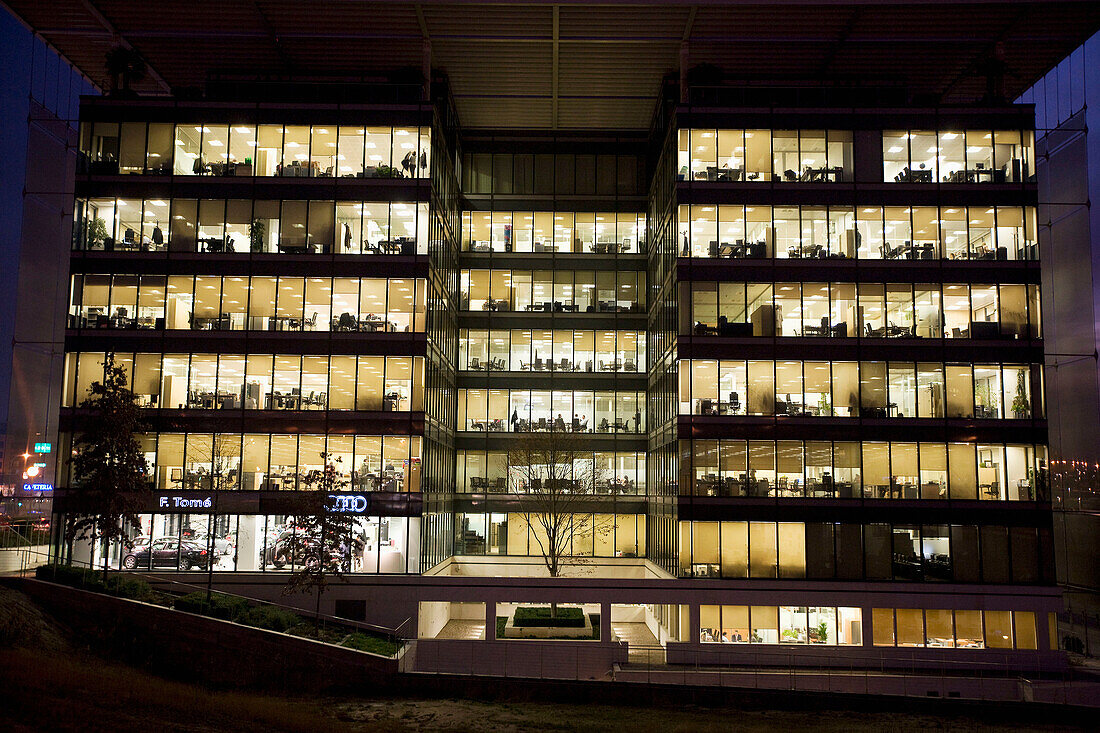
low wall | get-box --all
[0,545,48,573]
[16,578,399,693]
[415,638,628,679]
[665,641,1067,673]
[614,666,1026,702]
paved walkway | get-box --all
[612,621,665,665]
[436,619,486,640]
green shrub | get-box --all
[104,576,153,601]
[497,614,600,640]
[35,564,105,592]
[238,605,300,633]
[174,591,250,621]
[512,606,586,627]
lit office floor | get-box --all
[436,619,486,640]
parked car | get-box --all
[187,532,234,556]
[129,535,153,552]
[122,537,210,570]
[180,527,235,556]
[262,528,336,569]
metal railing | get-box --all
[23,559,411,658]
[613,643,1086,706]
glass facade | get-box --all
[57,97,1054,660]
[81,122,431,178]
[75,198,428,255]
[687,281,1041,340]
[677,204,1037,260]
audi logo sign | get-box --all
[328,493,370,514]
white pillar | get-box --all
[235,514,261,571]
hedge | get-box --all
[512,606,586,627]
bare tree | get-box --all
[506,428,612,584]
[281,453,360,619]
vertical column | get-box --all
[422,39,432,102]
[601,601,612,642]
[679,41,689,104]
[235,515,261,571]
[485,599,496,640]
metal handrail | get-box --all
[27,560,408,653]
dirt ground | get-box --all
[1,648,1088,733]
[328,698,1089,733]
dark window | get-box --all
[805,523,835,578]
[575,155,595,195]
[1010,526,1039,583]
[836,524,863,579]
[513,154,533,194]
[492,154,512,194]
[334,599,366,621]
[864,523,891,579]
[555,155,575,194]
[534,154,554,194]
[950,525,980,582]
[980,525,1010,583]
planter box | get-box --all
[504,612,594,639]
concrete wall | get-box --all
[415,638,627,679]
[418,600,451,638]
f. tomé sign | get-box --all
[158,495,214,509]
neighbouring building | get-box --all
[0,7,96,520]
[1017,29,1100,646]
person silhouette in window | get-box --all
[401,151,417,177]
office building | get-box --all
[10,1,1100,676]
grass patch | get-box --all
[287,621,347,644]
[174,591,397,652]
[174,591,252,620]
[341,631,401,657]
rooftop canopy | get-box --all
[9,0,1100,129]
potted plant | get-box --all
[88,217,109,249]
[1012,371,1031,419]
[818,392,831,416]
[975,380,998,418]
[814,620,829,644]
[374,164,403,179]
[781,628,801,642]
[249,219,265,252]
